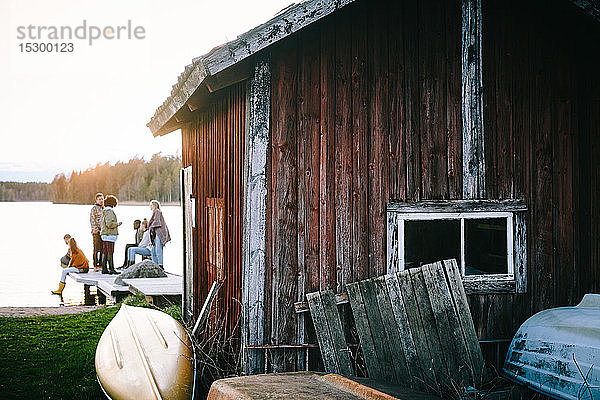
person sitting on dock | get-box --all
[120,219,142,268]
[60,234,72,268]
[124,220,152,267]
[52,237,90,300]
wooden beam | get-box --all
[294,292,348,313]
[204,60,253,93]
[387,199,527,213]
[514,211,527,293]
[462,0,486,199]
[192,280,223,337]
[186,85,212,112]
[241,55,270,375]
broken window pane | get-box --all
[404,219,460,269]
[465,218,507,275]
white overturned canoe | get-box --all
[503,294,600,400]
[95,305,195,400]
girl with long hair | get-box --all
[51,237,89,300]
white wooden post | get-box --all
[462,0,486,199]
[242,55,270,375]
[181,166,194,326]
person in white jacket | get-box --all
[124,221,153,267]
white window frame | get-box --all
[387,200,527,294]
[397,212,514,278]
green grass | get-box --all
[0,306,119,400]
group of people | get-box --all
[51,193,171,300]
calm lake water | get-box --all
[0,202,182,307]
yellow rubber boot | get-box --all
[51,282,65,296]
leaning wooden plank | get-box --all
[384,273,422,390]
[346,282,382,380]
[359,280,396,383]
[421,263,463,390]
[408,268,449,391]
[372,276,411,387]
[307,292,339,373]
[320,291,354,377]
[294,292,349,314]
[395,270,438,392]
[431,263,474,387]
[192,281,223,337]
[442,259,485,386]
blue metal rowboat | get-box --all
[503,294,600,400]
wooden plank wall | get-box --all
[267,0,463,371]
[181,83,246,338]
[476,0,600,349]
[265,0,600,371]
[176,0,599,372]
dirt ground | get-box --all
[0,306,104,318]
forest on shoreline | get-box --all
[0,154,181,204]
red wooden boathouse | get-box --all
[148,0,600,374]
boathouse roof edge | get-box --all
[147,0,358,137]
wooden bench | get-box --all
[306,259,485,397]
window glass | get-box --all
[465,218,507,275]
[404,219,460,269]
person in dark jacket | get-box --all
[148,200,171,268]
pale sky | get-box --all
[0,0,290,182]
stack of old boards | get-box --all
[306,259,485,397]
[207,260,483,399]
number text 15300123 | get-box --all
[19,43,74,53]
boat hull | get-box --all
[95,305,195,400]
[503,294,600,400]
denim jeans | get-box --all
[151,235,163,265]
[60,267,80,283]
[128,246,152,263]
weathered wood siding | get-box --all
[266,0,463,371]
[473,0,600,348]
[176,0,599,373]
[264,0,600,369]
[181,83,246,337]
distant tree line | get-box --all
[50,154,181,204]
[0,182,50,202]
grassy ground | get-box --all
[0,306,119,400]
[0,295,184,400]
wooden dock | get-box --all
[67,270,182,305]
[123,277,183,305]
